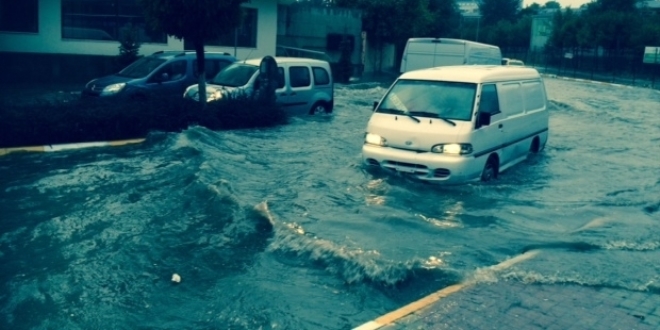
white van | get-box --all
[400,38,502,73]
[502,58,525,66]
[184,57,334,115]
[362,65,549,184]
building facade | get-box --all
[0,0,292,82]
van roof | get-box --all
[242,57,330,66]
[406,38,500,50]
[399,65,541,84]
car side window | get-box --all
[312,67,330,85]
[478,84,500,115]
[289,66,311,88]
[149,60,186,83]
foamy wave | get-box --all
[256,201,454,286]
[598,240,660,251]
[500,270,660,292]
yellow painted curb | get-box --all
[352,250,540,330]
[0,138,146,157]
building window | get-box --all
[0,0,38,33]
[61,0,166,43]
[207,8,258,48]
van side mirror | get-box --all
[372,101,378,111]
[477,112,491,128]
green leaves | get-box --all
[137,0,247,43]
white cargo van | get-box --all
[400,38,502,73]
[362,65,549,184]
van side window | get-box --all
[479,84,500,115]
[289,66,311,88]
[312,67,330,85]
[277,67,285,89]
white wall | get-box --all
[0,0,278,59]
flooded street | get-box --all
[1,76,659,330]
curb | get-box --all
[0,138,146,157]
[352,250,541,330]
[542,73,630,88]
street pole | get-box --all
[476,16,480,42]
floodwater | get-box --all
[1,77,659,330]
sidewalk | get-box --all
[365,281,660,330]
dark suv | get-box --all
[81,51,237,98]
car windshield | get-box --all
[117,57,167,78]
[376,80,477,121]
[210,63,259,87]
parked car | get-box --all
[362,65,549,184]
[183,57,334,115]
[81,51,237,99]
[502,58,525,66]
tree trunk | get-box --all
[194,40,206,109]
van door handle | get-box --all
[290,92,297,96]
[498,124,503,129]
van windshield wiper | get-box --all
[409,111,456,126]
[378,108,420,123]
[403,112,421,123]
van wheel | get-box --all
[481,156,499,182]
[309,102,329,115]
[530,137,541,153]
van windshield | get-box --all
[118,57,167,78]
[376,80,477,121]
[210,63,259,87]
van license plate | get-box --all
[395,166,416,173]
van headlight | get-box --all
[365,133,387,146]
[431,143,473,155]
[100,83,126,96]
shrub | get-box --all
[116,24,141,70]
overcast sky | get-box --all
[523,0,592,8]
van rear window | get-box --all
[376,80,477,121]
[312,67,330,85]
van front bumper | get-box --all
[361,144,485,184]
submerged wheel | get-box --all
[309,102,330,115]
[481,156,499,182]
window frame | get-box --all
[60,0,166,43]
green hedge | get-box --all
[0,93,288,148]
